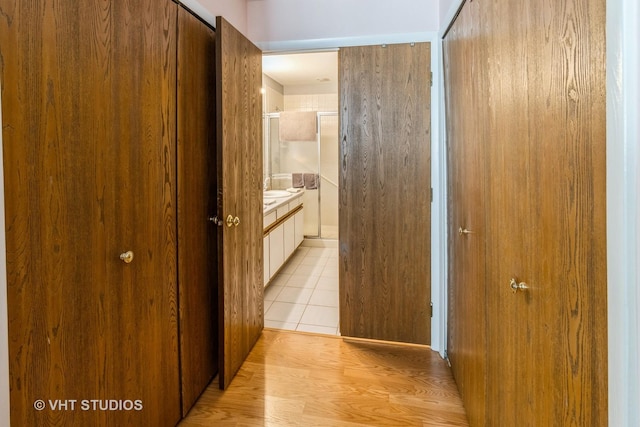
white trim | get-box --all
[437,0,465,360]
[0,79,11,427]
[430,39,447,355]
[607,0,640,424]
[178,0,217,28]
[255,32,438,53]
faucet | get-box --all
[263,176,271,191]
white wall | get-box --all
[607,0,640,424]
[247,0,439,51]
[439,0,460,28]
[183,0,248,33]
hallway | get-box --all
[179,329,469,426]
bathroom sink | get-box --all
[263,190,291,198]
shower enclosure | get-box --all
[264,112,338,239]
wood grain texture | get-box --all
[177,6,218,416]
[339,43,432,345]
[443,1,487,425]
[179,329,469,426]
[1,0,181,425]
[215,16,264,390]
[443,0,607,425]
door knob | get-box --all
[458,227,473,235]
[209,216,224,226]
[510,278,528,293]
[224,214,240,227]
[120,251,134,264]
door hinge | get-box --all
[430,302,433,318]
[430,71,433,87]
[430,187,433,202]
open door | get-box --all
[339,43,432,345]
[215,16,264,389]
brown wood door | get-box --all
[484,0,607,424]
[443,0,607,424]
[443,1,487,424]
[215,16,263,389]
[339,43,431,345]
[483,0,607,424]
[177,6,218,415]
[1,1,181,425]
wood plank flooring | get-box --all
[179,329,468,426]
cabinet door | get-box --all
[177,6,217,415]
[284,216,296,260]
[1,1,181,425]
[295,210,304,248]
[263,235,270,286]
[269,224,285,279]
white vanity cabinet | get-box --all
[268,223,285,280]
[263,191,304,286]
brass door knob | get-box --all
[510,278,528,293]
[120,251,134,264]
[458,227,473,235]
[225,214,240,227]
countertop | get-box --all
[263,190,304,216]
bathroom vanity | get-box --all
[263,190,304,286]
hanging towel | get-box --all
[303,173,319,190]
[292,173,304,188]
[279,111,317,142]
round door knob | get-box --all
[510,278,528,293]
[458,227,473,235]
[120,251,134,264]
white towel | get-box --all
[279,111,317,142]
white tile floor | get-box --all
[264,244,340,336]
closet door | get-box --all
[339,43,432,345]
[480,0,607,424]
[215,16,264,389]
[1,1,181,425]
[177,6,218,415]
[443,1,487,424]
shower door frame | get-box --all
[264,111,338,239]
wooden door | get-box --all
[177,6,218,415]
[1,1,181,425]
[443,0,607,424]
[483,0,607,424]
[443,1,487,425]
[339,43,432,345]
[215,16,263,389]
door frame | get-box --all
[258,32,445,352]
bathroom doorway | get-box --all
[262,51,339,241]
[261,51,341,335]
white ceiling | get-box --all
[262,51,338,88]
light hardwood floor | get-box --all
[180,329,469,426]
